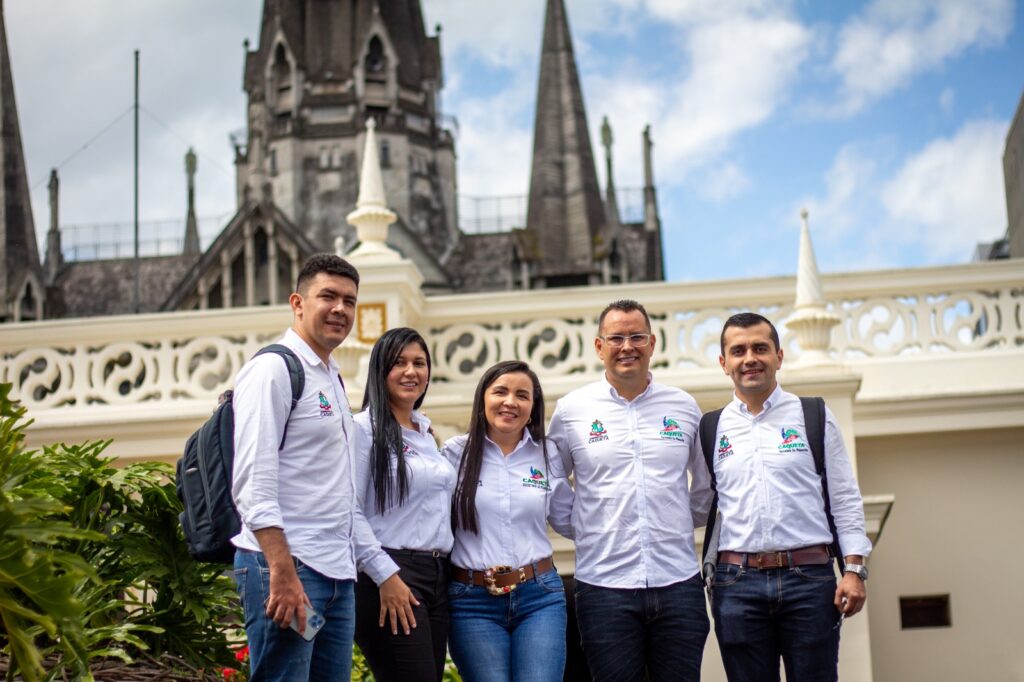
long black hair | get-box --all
[453,360,548,534]
[361,327,431,514]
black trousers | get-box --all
[355,549,450,682]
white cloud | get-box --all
[831,0,1013,115]
[695,161,751,201]
[796,145,878,239]
[657,15,810,173]
[939,87,955,114]
[881,118,1007,259]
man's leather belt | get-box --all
[452,557,555,592]
[718,545,832,569]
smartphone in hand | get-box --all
[290,604,326,641]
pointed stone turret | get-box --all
[0,1,43,321]
[641,125,664,281]
[346,118,399,262]
[523,0,606,284]
[183,148,200,256]
[788,209,840,365]
[600,116,621,233]
[44,169,62,285]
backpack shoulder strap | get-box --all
[256,344,305,408]
[698,408,724,490]
[254,344,306,448]
[698,408,724,564]
[800,396,845,572]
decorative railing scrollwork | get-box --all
[1,263,1020,411]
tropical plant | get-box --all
[0,383,101,681]
[0,383,240,678]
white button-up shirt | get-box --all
[352,410,456,585]
[231,328,358,580]
[710,384,872,557]
[442,432,574,571]
[548,376,713,588]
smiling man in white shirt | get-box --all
[548,299,713,682]
[708,312,870,682]
[231,253,361,681]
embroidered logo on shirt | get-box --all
[317,391,334,417]
[717,435,734,461]
[522,466,550,490]
[401,442,412,456]
[659,416,685,441]
[778,428,809,452]
[588,419,609,444]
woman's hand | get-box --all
[378,573,420,635]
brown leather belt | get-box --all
[452,557,555,594]
[718,545,832,569]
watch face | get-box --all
[847,565,868,580]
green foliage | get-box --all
[0,383,240,678]
[0,383,100,681]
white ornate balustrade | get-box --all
[1,260,1020,415]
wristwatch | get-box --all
[844,564,868,581]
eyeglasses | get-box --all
[600,333,653,348]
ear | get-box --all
[289,291,304,317]
[719,355,728,374]
[594,336,603,356]
[777,347,784,368]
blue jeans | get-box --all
[448,566,567,682]
[711,561,840,682]
[234,549,356,682]
[574,574,709,682]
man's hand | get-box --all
[835,571,866,617]
[254,528,310,631]
[378,573,419,635]
[267,561,311,630]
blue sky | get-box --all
[9,0,1023,282]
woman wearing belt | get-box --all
[353,327,456,682]
[443,360,575,682]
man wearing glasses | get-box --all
[548,299,713,682]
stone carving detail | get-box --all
[0,285,1019,410]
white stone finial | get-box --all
[788,209,840,366]
[795,208,824,309]
[346,117,400,262]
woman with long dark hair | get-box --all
[352,327,456,682]
[443,360,574,682]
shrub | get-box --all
[0,383,240,678]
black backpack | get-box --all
[698,396,845,572]
[176,344,304,563]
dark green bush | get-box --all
[0,383,240,679]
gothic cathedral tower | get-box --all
[235,0,458,285]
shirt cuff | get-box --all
[363,553,400,586]
[838,533,872,559]
[241,502,284,533]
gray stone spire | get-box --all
[524,0,606,283]
[641,125,663,281]
[45,169,62,285]
[601,115,621,232]
[0,0,43,321]
[183,147,200,255]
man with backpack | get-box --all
[702,312,871,681]
[230,253,361,680]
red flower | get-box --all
[235,645,250,662]
[221,668,238,681]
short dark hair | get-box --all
[720,312,781,354]
[597,299,651,334]
[296,253,360,293]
